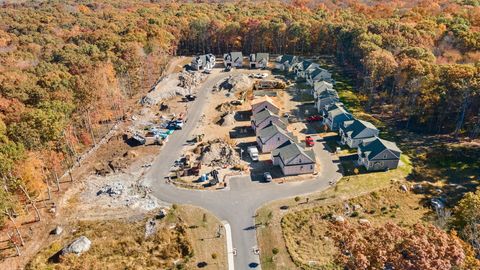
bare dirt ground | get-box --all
[0,57,223,270]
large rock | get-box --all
[333,215,345,223]
[62,236,91,255]
[97,182,125,197]
[51,226,63,235]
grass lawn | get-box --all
[27,205,226,270]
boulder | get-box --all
[358,219,370,225]
[62,236,91,255]
[334,215,345,223]
[353,204,362,211]
[51,226,63,235]
[400,184,408,192]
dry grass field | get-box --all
[27,205,226,270]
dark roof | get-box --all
[272,141,315,164]
[309,67,330,78]
[329,106,353,122]
[340,119,378,139]
[253,108,278,125]
[279,55,296,64]
[257,124,293,144]
[359,137,401,160]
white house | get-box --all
[271,141,316,176]
[191,54,216,70]
[251,96,280,115]
[224,52,243,68]
[306,68,332,85]
[315,89,339,112]
[275,55,298,71]
[293,60,320,79]
[251,109,283,133]
[323,103,354,131]
[256,123,293,153]
[358,137,401,171]
[339,119,379,148]
[249,53,269,69]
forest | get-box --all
[0,0,479,263]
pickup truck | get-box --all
[247,146,259,162]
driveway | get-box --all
[142,69,342,269]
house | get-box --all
[256,123,294,153]
[339,119,379,148]
[224,52,243,68]
[275,55,299,71]
[191,54,216,70]
[323,103,354,131]
[251,109,283,132]
[357,137,401,171]
[315,88,339,112]
[272,141,316,176]
[293,60,320,79]
[312,80,334,97]
[251,96,280,115]
[249,53,269,69]
[306,68,332,85]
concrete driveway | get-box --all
[142,69,342,269]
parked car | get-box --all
[168,119,184,130]
[306,115,322,122]
[263,172,272,182]
[183,94,196,102]
[305,136,315,147]
[230,100,243,105]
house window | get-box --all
[299,159,302,163]
[300,166,303,170]
[310,165,313,170]
[384,154,387,158]
[265,105,267,108]
[277,137,280,141]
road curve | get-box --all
[142,70,342,269]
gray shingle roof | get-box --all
[359,137,401,160]
[318,89,339,99]
[309,67,330,78]
[253,109,277,125]
[341,119,378,139]
[279,55,296,64]
[272,141,315,164]
[256,53,269,63]
[257,124,293,144]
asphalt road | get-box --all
[142,70,342,269]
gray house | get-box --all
[312,80,334,97]
[224,52,243,68]
[251,108,283,133]
[315,89,339,112]
[191,54,216,70]
[293,60,320,79]
[339,119,379,148]
[256,123,294,153]
[249,53,269,69]
[357,137,401,171]
[306,68,332,85]
[272,141,316,176]
[323,103,354,131]
[275,55,299,71]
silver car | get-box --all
[263,172,272,182]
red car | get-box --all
[305,136,315,147]
[307,115,323,122]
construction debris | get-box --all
[179,71,206,89]
[220,74,254,93]
[200,139,241,167]
[97,182,125,197]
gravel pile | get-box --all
[220,74,253,93]
[97,182,125,197]
[201,140,241,167]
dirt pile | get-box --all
[94,150,139,175]
[200,139,241,167]
[220,74,253,93]
[220,113,235,127]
